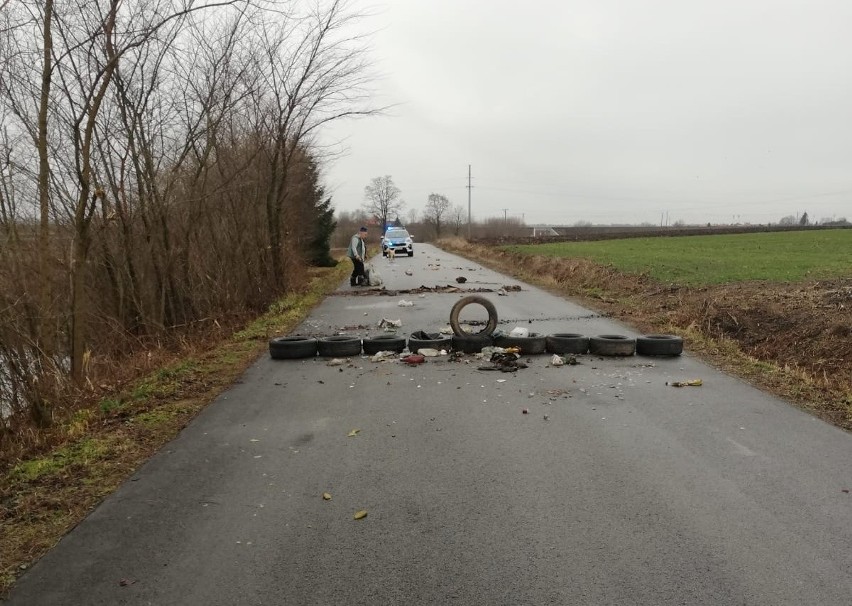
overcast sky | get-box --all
[320,0,852,226]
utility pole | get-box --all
[466,164,472,239]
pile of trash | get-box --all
[477,347,528,372]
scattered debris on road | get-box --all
[397,299,414,307]
[401,354,426,366]
[370,351,396,362]
[347,429,360,437]
[353,510,368,520]
[327,358,346,366]
[479,349,528,372]
[322,492,332,501]
[667,379,703,387]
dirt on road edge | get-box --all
[437,238,852,431]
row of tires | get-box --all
[269,333,683,359]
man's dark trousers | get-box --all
[350,258,366,286]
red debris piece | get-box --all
[402,354,426,366]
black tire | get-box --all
[449,296,499,336]
[317,336,362,357]
[637,334,683,356]
[269,336,318,360]
[493,333,547,355]
[408,331,452,353]
[546,333,590,354]
[363,334,407,355]
[452,333,493,354]
[589,334,636,356]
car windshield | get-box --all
[386,230,409,239]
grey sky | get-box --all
[321,0,852,225]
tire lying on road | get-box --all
[637,334,684,356]
[408,331,452,353]
[493,332,547,355]
[362,334,407,355]
[452,333,493,354]
[269,336,318,360]
[589,334,636,356]
[317,336,362,357]
[545,333,590,355]
[449,296,498,336]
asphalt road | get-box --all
[6,244,852,605]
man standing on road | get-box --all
[348,226,368,286]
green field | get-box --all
[503,229,852,285]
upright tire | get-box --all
[546,333,589,354]
[452,333,493,354]
[637,334,683,356]
[317,336,362,357]
[589,335,636,356]
[493,333,547,355]
[363,334,407,355]
[449,296,498,336]
[269,336,318,360]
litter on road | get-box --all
[667,379,703,387]
[397,299,414,307]
[401,354,426,365]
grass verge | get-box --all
[0,261,350,596]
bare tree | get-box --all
[363,175,403,233]
[449,203,466,236]
[423,192,450,238]
[249,0,379,285]
[0,0,384,434]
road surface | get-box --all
[6,244,852,605]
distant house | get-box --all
[530,226,559,237]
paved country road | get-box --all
[6,244,852,605]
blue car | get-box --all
[381,229,414,257]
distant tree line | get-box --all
[0,0,375,432]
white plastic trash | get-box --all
[551,354,565,367]
[509,327,530,338]
[397,300,414,307]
